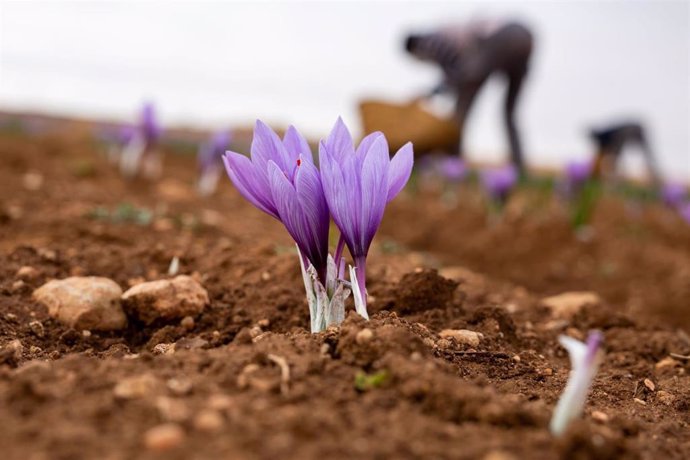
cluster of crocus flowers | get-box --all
[197,130,232,196]
[550,331,604,437]
[660,182,690,225]
[223,118,413,332]
[120,103,163,179]
[480,164,518,208]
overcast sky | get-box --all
[1,1,688,179]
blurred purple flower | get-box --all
[319,118,414,314]
[223,121,329,281]
[438,156,467,182]
[565,160,592,186]
[661,183,687,208]
[197,130,232,196]
[140,102,161,146]
[480,165,518,204]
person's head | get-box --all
[404,33,436,61]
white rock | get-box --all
[541,291,601,319]
[439,329,483,347]
[121,275,208,324]
[144,423,185,451]
[33,277,126,331]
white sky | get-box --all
[1,1,689,179]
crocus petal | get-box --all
[283,125,313,163]
[319,141,359,251]
[355,132,384,158]
[251,120,291,173]
[358,135,390,254]
[324,117,355,162]
[293,155,330,269]
[387,142,414,202]
[223,152,279,218]
[550,331,603,436]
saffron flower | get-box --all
[480,165,518,206]
[197,130,232,196]
[550,331,604,436]
[660,183,687,208]
[120,103,163,179]
[319,118,414,317]
[438,156,467,182]
[223,121,351,332]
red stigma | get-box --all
[297,158,302,167]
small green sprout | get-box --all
[354,370,389,391]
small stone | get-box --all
[320,343,331,357]
[16,266,39,280]
[82,330,92,338]
[23,172,44,191]
[483,450,517,460]
[261,271,271,281]
[541,368,553,376]
[439,329,483,347]
[591,410,609,423]
[5,339,24,360]
[121,275,208,324]
[541,291,601,319]
[512,355,521,362]
[113,374,158,399]
[29,345,42,354]
[155,396,191,422]
[28,320,45,338]
[643,378,656,392]
[180,316,195,330]
[257,319,270,328]
[33,277,127,331]
[355,328,374,345]
[193,409,224,432]
[655,357,679,370]
[152,343,175,355]
[144,423,185,451]
[11,280,26,292]
[249,326,262,338]
[656,390,675,406]
[633,398,647,406]
[166,377,193,396]
[206,394,234,411]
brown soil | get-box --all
[0,126,689,459]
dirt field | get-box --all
[1,125,689,459]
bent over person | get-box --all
[405,19,534,175]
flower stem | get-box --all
[355,255,367,307]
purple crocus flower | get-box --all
[480,165,518,204]
[438,156,467,182]
[319,118,414,315]
[550,331,604,436]
[661,183,687,208]
[565,160,592,186]
[197,130,232,196]
[223,120,330,282]
[120,103,163,178]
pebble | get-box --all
[121,275,209,324]
[643,378,656,392]
[28,320,45,338]
[180,316,195,330]
[152,343,175,355]
[16,266,39,280]
[193,409,224,432]
[5,339,24,361]
[33,277,127,331]
[541,291,601,319]
[436,338,452,350]
[206,394,234,411]
[591,410,609,423]
[655,357,679,370]
[355,328,374,345]
[113,374,158,399]
[155,396,191,422]
[439,329,483,347]
[143,423,185,451]
[633,398,647,406]
[166,377,193,396]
